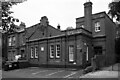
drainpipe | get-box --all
[65,30,67,68]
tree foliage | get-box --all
[66,27,74,30]
[108,1,120,62]
[108,1,120,21]
[1,1,26,32]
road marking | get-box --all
[63,72,77,78]
[45,70,64,76]
[32,70,48,75]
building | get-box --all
[6,23,26,61]
[6,1,116,68]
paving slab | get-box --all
[80,71,119,78]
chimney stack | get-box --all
[84,1,92,32]
[57,24,61,30]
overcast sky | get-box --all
[11,0,115,30]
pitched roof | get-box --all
[25,23,39,39]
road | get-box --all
[2,67,84,78]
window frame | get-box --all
[35,46,38,58]
[30,47,34,58]
[95,21,101,32]
[8,37,12,46]
[12,36,16,46]
[21,35,24,45]
[86,46,89,61]
[50,45,54,58]
[56,44,61,58]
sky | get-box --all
[10,0,116,30]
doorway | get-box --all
[21,50,26,60]
[94,46,102,55]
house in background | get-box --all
[5,1,116,68]
[6,23,26,61]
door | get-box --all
[21,50,26,60]
[94,46,102,55]
[39,45,47,65]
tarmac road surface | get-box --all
[2,67,83,78]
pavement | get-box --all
[80,71,118,78]
[80,63,119,78]
[2,67,83,78]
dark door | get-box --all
[21,50,26,60]
[94,46,102,55]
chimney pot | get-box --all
[57,24,61,30]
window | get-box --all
[95,22,100,32]
[56,44,60,58]
[21,35,24,45]
[86,46,88,61]
[69,45,74,62]
[8,51,11,61]
[80,24,84,28]
[8,37,12,46]
[116,31,119,35]
[35,46,38,58]
[50,45,54,58]
[12,36,16,46]
[30,47,34,58]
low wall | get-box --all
[18,60,30,68]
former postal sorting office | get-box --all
[6,1,116,68]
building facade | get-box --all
[6,24,26,61]
[5,1,116,68]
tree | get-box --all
[66,27,74,30]
[1,0,26,61]
[108,1,120,21]
[108,1,120,62]
[1,0,26,32]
